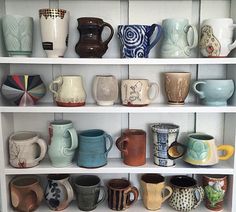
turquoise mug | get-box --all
[77,129,113,168]
[192,79,235,106]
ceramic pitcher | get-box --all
[49,75,86,107]
[48,120,78,167]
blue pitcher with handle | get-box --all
[48,120,78,167]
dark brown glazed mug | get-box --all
[116,129,146,166]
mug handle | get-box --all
[192,81,206,99]
[217,145,235,160]
[101,22,114,46]
[34,138,47,164]
[30,183,44,206]
[161,186,173,203]
[184,24,198,51]
[64,128,78,155]
[125,186,139,208]
[147,24,162,53]
[167,141,186,159]
[116,135,129,155]
[148,82,159,101]
[104,133,113,154]
[62,180,74,206]
[193,186,204,209]
[49,76,63,97]
[228,24,236,51]
[94,186,107,207]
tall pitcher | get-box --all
[48,120,78,167]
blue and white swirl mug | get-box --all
[117,24,162,58]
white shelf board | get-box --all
[1,57,236,65]
[1,103,236,113]
[5,158,234,175]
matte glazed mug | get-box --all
[200,18,236,57]
[2,15,33,57]
[10,176,44,212]
[107,179,139,211]
[160,18,198,58]
[141,174,173,210]
[9,131,47,168]
[74,175,106,211]
[184,133,234,166]
[118,24,162,58]
[77,129,113,168]
[116,129,146,166]
[121,79,159,106]
[192,79,234,106]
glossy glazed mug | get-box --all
[192,79,234,106]
[118,24,162,58]
[184,133,234,166]
[9,131,47,168]
[116,129,146,166]
[74,175,106,211]
[141,174,173,210]
[160,18,198,58]
[200,18,236,57]
[121,79,159,106]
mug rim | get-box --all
[11,176,39,188]
[79,129,105,138]
[164,72,191,75]
[203,175,227,180]
[10,131,38,143]
[3,14,33,19]
[107,179,131,190]
[6,74,40,77]
[39,8,67,12]
[50,120,72,126]
[170,175,196,188]
[124,129,146,136]
[95,75,115,78]
[151,123,179,132]
[141,174,164,184]
[47,174,69,181]
[197,79,234,83]
[77,17,103,21]
[118,24,153,27]
[162,18,189,22]
[121,79,149,82]
[203,18,233,22]
[188,133,214,140]
[75,175,100,187]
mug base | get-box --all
[56,101,86,107]
[201,101,227,106]
[50,162,73,168]
[96,101,115,106]
[10,162,40,169]
[77,163,107,168]
[153,161,175,167]
[122,103,148,107]
[124,161,146,166]
[8,51,32,57]
[168,101,185,105]
[208,56,227,58]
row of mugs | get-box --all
[1,74,235,107]
[8,121,235,169]
[10,174,228,212]
[2,10,236,58]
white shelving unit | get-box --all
[0,0,236,211]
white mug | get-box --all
[200,18,236,57]
[121,79,159,106]
[49,75,86,107]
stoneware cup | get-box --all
[200,18,236,57]
[74,175,106,211]
[107,179,139,211]
[141,174,173,210]
[202,175,227,211]
[164,72,191,105]
[39,9,69,58]
[10,176,44,212]
[2,15,33,57]
[121,79,159,106]
[116,129,146,166]
[9,131,47,168]
[192,79,234,106]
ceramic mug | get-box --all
[141,174,173,210]
[118,24,162,58]
[121,79,159,106]
[184,133,234,166]
[39,9,69,58]
[2,15,33,57]
[107,179,139,211]
[192,79,234,106]
[160,18,198,58]
[9,131,47,168]
[116,129,146,166]
[164,72,191,105]
[200,18,236,57]
[10,176,44,212]
[49,75,86,107]
[74,175,106,211]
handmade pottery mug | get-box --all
[39,9,69,58]
[49,75,86,107]
[118,24,162,58]
[74,175,106,211]
[1,74,46,106]
[192,79,234,106]
[2,15,33,57]
[9,131,47,168]
[93,75,118,106]
[202,175,227,211]
[10,176,44,212]
[160,18,198,58]
[151,123,186,167]
[184,133,234,166]
[75,17,114,58]
[141,174,173,210]
[200,18,236,57]
[107,179,139,211]
[121,79,159,106]
[45,174,74,211]
[168,175,204,211]
[164,72,191,105]
[116,129,146,166]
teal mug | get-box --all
[192,79,234,106]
